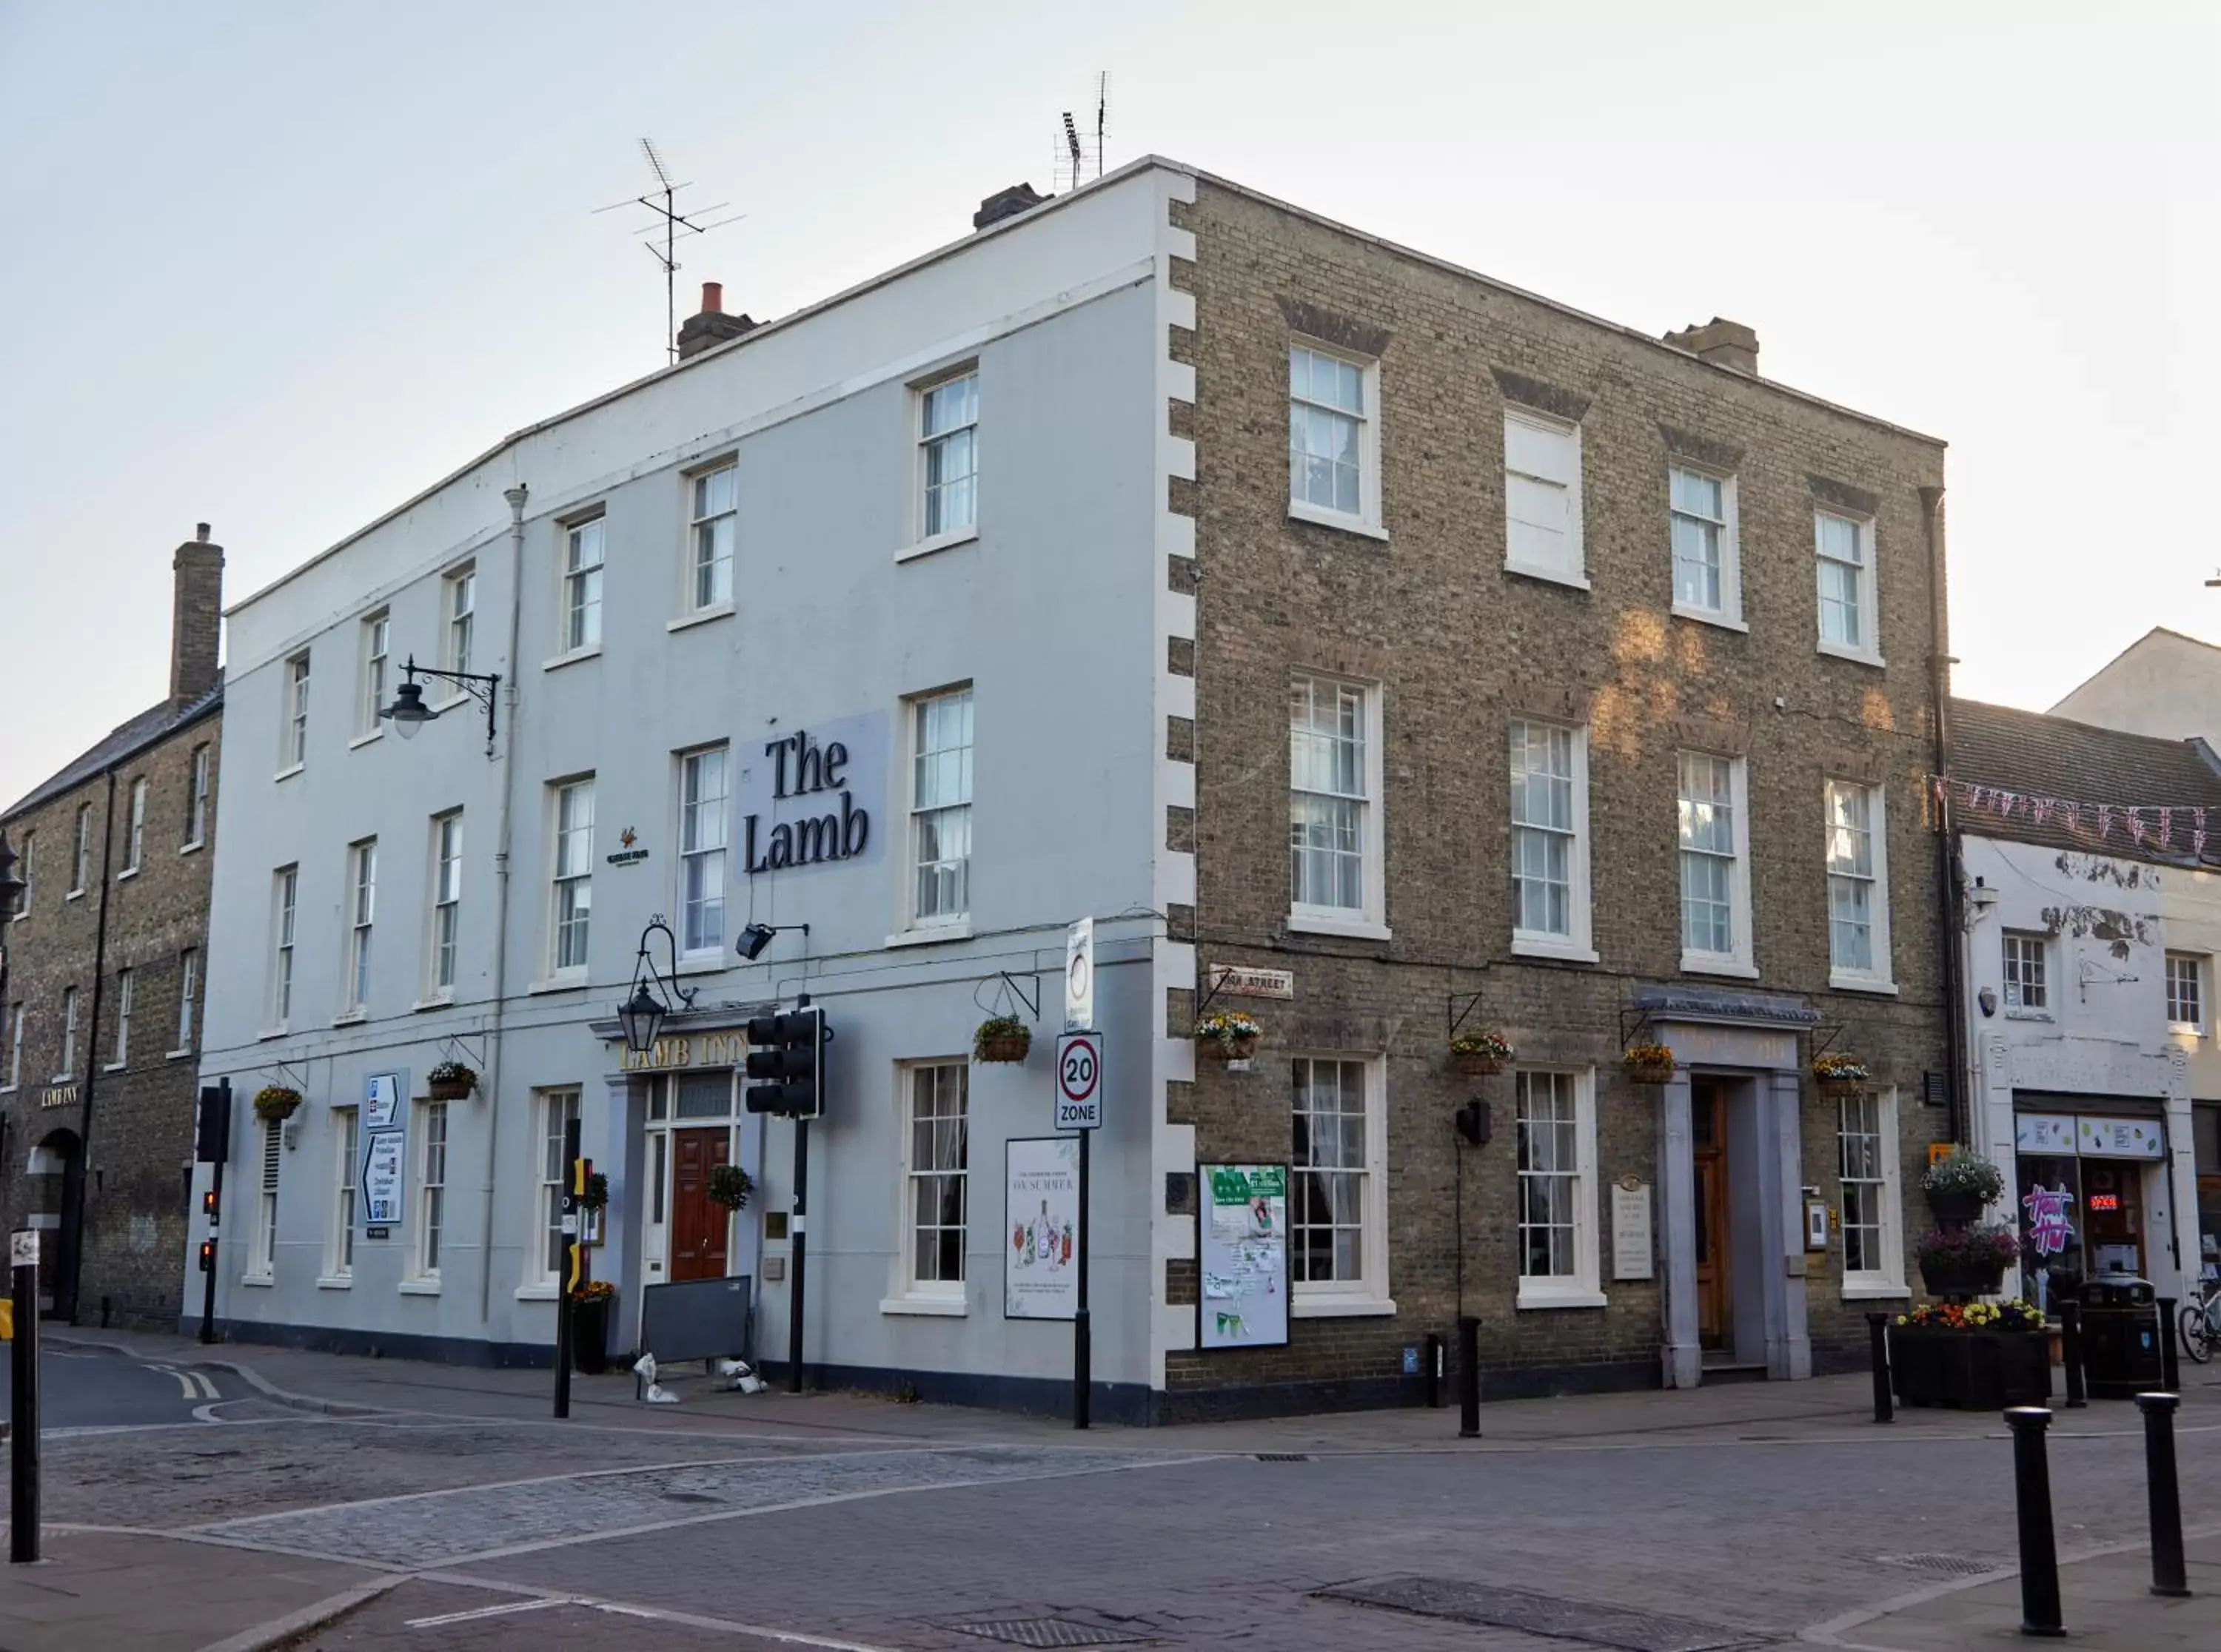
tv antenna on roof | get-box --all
[594,138,746,364]
[1051,73,1110,193]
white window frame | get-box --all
[1825,780,1895,992]
[1289,1053,1393,1314]
[122,776,147,874]
[911,367,979,554]
[686,460,737,614]
[899,688,974,937]
[172,947,198,1055]
[358,609,390,739]
[343,839,376,1017]
[1509,719,1595,961]
[677,745,728,958]
[1677,751,1755,976]
[529,1088,580,1292]
[108,966,132,1070]
[559,513,606,657]
[323,1106,358,1284]
[1502,408,1586,587]
[1669,465,1743,629]
[269,864,298,1031]
[184,745,210,849]
[57,984,77,1081]
[1838,1085,1906,1297]
[281,651,311,774]
[1815,509,1883,666]
[548,778,594,979]
[443,563,477,683]
[885,1060,970,1312]
[1287,674,1389,941]
[1287,340,1384,537]
[426,812,463,998]
[70,804,91,896]
[1515,1066,1605,1309]
[2166,953,2205,1035]
[249,1117,281,1282]
[412,1099,449,1285]
[4,1003,21,1091]
[2003,931,2051,1017]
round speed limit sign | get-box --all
[1055,1032,1103,1131]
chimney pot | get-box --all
[195,521,210,543]
[974,182,1051,231]
[675,281,757,361]
[700,281,723,315]
[1663,317,1761,375]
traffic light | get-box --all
[198,1239,217,1274]
[745,1004,825,1118]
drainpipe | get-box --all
[1921,485,1969,1144]
[477,483,528,1326]
[67,769,119,1323]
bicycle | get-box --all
[2182,1274,2221,1364]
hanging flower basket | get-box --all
[426,1059,478,1101]
[1811,1052,1871,1099]
[1916,1223,2020,1300]
[1622,1043,1675,1085]
[1449,1031,1513,1077]
[706,1164,754,1212]
[972,1016,1032,1064]
[1196,1010,1262,1063]
[252,1085,303,1123]
[580,1172,609,1212]
[1923,1149,2006,1227]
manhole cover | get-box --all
[1315,1578,1774,1651]
[1875,1554,2000,1579]
[1253,1452,1310,1462]
[948,1619,1153,1648]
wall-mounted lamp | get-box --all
[1967,878,1998,910]
[1978,986,1998,1017]
[736,921,809,961]
[617,916,696,1055]
[381,654,503,748]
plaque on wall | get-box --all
[1611,1175,1654,1281]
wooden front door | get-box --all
[669,1128,731,1283]
[1692,1081,1732,1351]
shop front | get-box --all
[2011,1102,2172,1314]
[2197,1102,2220,1283]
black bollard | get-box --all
[2059,1300,2086,1409]
[10,1230,38,1565]
[1866,1313,1894,1424]
[1457,1316,1481,1439]
[2157,1297,2180,1395]
[2134,1393,2189,1598]
[2005,1407,2065,1636]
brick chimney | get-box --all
[1663,318,1761,375]
[973,183,1049,231]
[676,281,756,360]
[170,523,224,705]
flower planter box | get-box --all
[1199,1035,1260,1064]
[1920,1256,2008,1299]
[1891,1326,2050,1410]
[1926,1189,1985,1228]
[572,1296,612,1375]
[1816,1078,1868,1101]
[428,1077,475,1101]
[1624,1064,1675,1087]
[1450,1050,1504,1077]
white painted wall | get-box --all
[2049,628,2221,748]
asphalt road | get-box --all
[0,1343,241,1430]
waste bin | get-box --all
[2079,1275,2161,1399]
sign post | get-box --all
[1065,917,1094,1035]
[195,1079,231,1346]
[1056,1030,1103,1429]
[552,1115,581,1419]
[10,1227,38,1562]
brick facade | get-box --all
[1165,179,1951,1408]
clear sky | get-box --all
[3,1,2214,804]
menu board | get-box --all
[1004,1137,1080,1320]
[1199,1164,1288,1350]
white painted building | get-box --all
[189,162,1202,1417]
[2051,626,2221,749]
[1951,699,2221,1308]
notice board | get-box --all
[1004,1136,1080,1321]
[1198,1164,1288,1350]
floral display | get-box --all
[572,1278,616,1303]
[1196,1010,1262,1046]
[1897,1298,2043,1333]
[1915,1223,2022,1267]
[1810,1051,1869,1085]
[1922,1148,2006,1206]
[1449,1031,1513,1060]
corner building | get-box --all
[191,159,1949,1417]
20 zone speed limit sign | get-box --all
[1055,1032,1104,1131]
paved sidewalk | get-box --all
[1815,1530,2221,1650]
[0,1527,391,1652]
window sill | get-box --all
[1818,640,1887,671]
[273,765,304,784]
[67,887,87,903]
[348,729,385,751]
[316,1275,353,1291]
[2004,1009,2054,1022]
[1517,1286,1608,1312]
[885,922,973,950]
[1287,912,1393,943]
[1287,501,1389,543]
[240,1275,274,1289]
[879,1294,968,1317]
[668,604,734,634]
[166,1047,195,1061]
[1512,936,1599,964]
[101,1061,125,1075]
[1670,603,1748,634]
[1504,560,1591,593]
[332,1010,368,1028]
[116,867,139,882]
[1841,1280,1911,1301]
[1292,1295,1398,1318]
[1830,973,1899,996]
[542,645,603,674]
[258,1025,289,1042]
[179,840,204,857]
[2167,1023,2205,1038]
[0,1086,14,1097]
[527,974,589,995]
[895,526,979,565]
[1681,955,1760,980]
[48,1075,74,1087]
[676,954,728,977]
[412,993,455,1013]
[515,1283,560,1302]
[398,1278,442,1296]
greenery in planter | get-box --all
[1922,1148,2006,1207]
[1890,1297,2051,1409]
[1622,1041,1675,1081]
[1810,1052,1870,1087]
[972,1016,1032,1063]
[1449,1031,1513,1069]
[581,1172,609,1211]
[426,1059,478,1098]
[1195,1010,1262,1055]
[252,1085,303,1121]
[572,1278,616,1303]
[1896,1297,2042,1333]
[706,1164,754,1212]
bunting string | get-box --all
[1931,775,2213,860]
